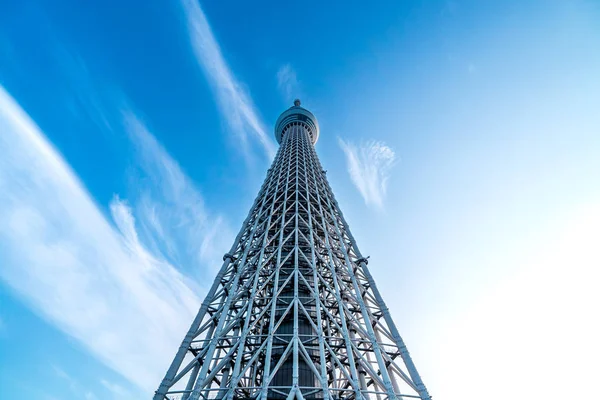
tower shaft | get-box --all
[154,103,430,400]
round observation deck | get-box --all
[274,99,320,145]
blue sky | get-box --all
[1,0,599,399]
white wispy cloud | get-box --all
[47,43,232,281]
[123,112,233,281]
[338,138,397,209]
[52,365,98,400]
[179,0,276,160]
[0,85,201,391]
[277,63,299,102]
[100,379,130,398]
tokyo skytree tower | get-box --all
[154,100,431,400]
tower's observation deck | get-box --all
[274,99,320,145]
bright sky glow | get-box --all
[0,1,599,399]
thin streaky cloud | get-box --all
[277,63,299,102]
[123,111,234,280]
[100,379,130,398]
[36,41,232,283]
[179,0,276,160]
[338,138,396,209]
[52,365,98,400]
[0,85,200,390]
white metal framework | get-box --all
[154,101,431,400]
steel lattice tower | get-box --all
[154,101,431,400]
